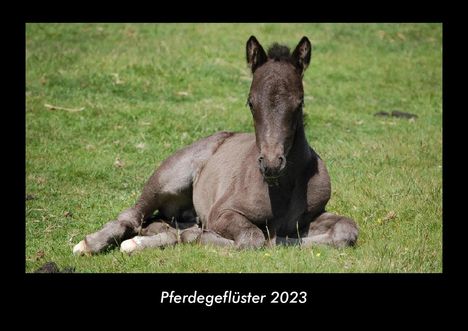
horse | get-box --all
[73,36,358,255]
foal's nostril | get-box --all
[278,155,286,170]
[278,155,285,165]
[258,156,265,171]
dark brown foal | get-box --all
[74,36,358,255]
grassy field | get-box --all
[25,23,442,273]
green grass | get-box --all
[26,23,442,273]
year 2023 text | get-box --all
[161,290,307,306]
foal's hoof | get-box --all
[120,238,141,254]
[73,240,91,256]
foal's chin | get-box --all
[262,172,285,187]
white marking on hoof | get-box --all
[120,238,141,254]
[73,240,90,256]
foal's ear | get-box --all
[246,36,267,73]
[292,36,312,75]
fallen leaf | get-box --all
[114,158,125,168]
[35,250,45,261]
[383,211,397,222]
[68,232,78,244]
[111,73,124,85]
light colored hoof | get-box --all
[120,238,140,254]
[73,240,90,256]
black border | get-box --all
[13,9,453,314]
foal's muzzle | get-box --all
[258,154,286,180]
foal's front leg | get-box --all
[118,210,267,252]
[120,224,203,254]
[120,225,237,253]
[209,210,266,249]
[120,230,179,253]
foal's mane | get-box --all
[267,43,291,61]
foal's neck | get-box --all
[275,113,311,189]
[288,113,311,170]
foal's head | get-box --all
[246,36,312,183]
